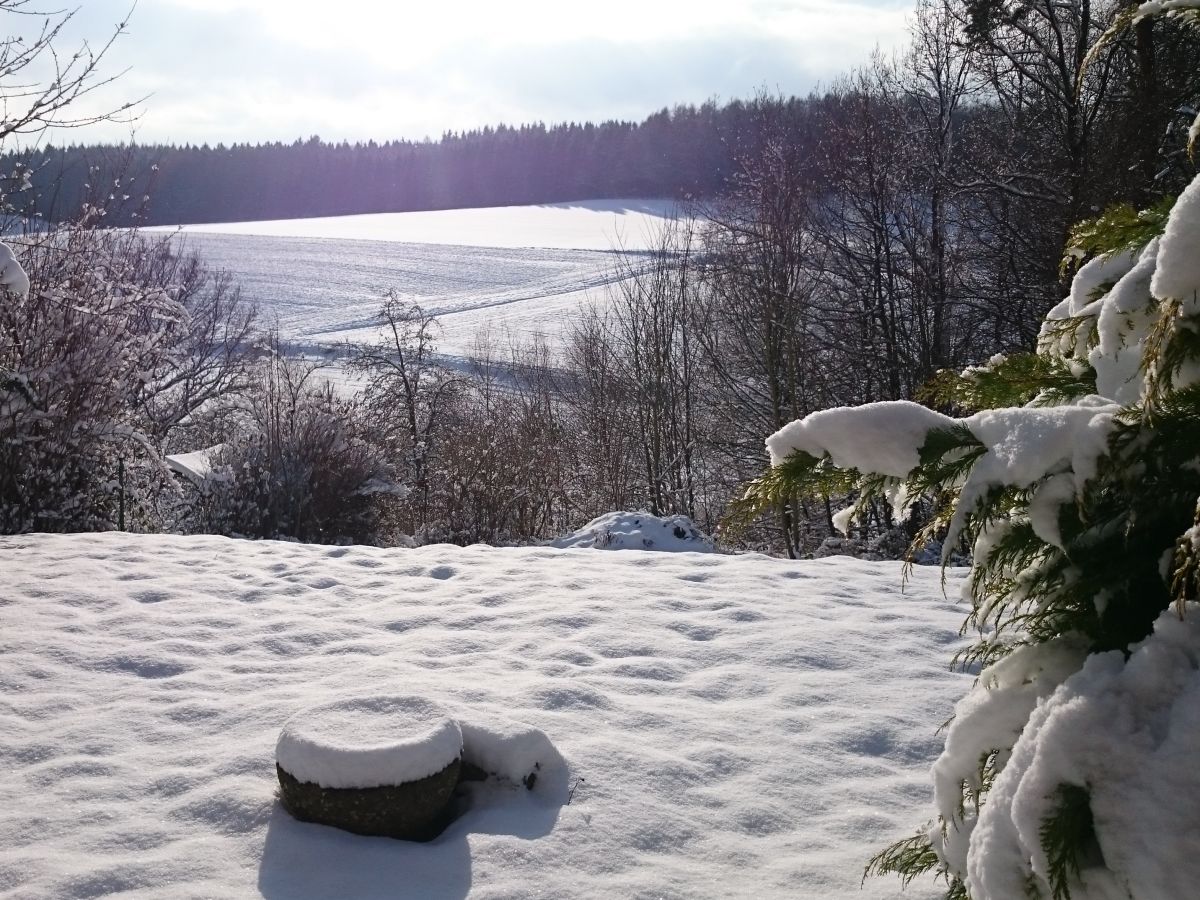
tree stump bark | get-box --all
[275,696,463,841]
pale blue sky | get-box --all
[39,0,913,145]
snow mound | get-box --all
[549,511,715,552]
[460,716,566,791]
[275,696,462,789]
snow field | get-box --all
[159,200,678,252]
[0,533,971,899]
[149,200,679,360]
[171,232,623,359]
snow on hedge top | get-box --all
[549,511,715,552]
[154,199,678,252]
[275,696,462,789]
[766,400,955,475]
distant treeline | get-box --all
[4,99,806,226]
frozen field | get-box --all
[152,200,676,358]
[0,532,971,899]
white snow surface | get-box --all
[548,511,715,552]
[156,233,623,361]
[143,201,683,367]
[0,532,971,900]
[155,200,678,252]
[275,696,463,789]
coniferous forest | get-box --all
[7,104,745,226]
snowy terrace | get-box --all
[0,532,970,899]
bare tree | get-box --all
[0,1,138,143]
[697,99,823,555]
[349,293,463,532]
[200,341,401,544]
[565,217,708,525]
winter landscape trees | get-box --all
[4,0,1198,557]
[2,0,1200,898]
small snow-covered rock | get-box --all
[460,716,567,793]
[548,511,715,552]
[275,695,462,790]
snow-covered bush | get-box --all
[735,88,1200,900]
[0,228,252,533]
[200,349,405,544]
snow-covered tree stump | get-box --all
[275,696,463,840]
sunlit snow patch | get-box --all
[165,444,226,486]
[155,199,679,252]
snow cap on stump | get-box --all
[275,695,462,789]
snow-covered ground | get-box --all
[149,200,677,358]
[0,532,970,899]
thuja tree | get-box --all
[735,9,1200,897]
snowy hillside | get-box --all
[147,200,678,357]
[0,533,969,900]
[160,200,678,252]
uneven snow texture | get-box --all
[548,511,715,552]
[0,533,969,900]
[963,606,1200,900]
[275,696,463,789]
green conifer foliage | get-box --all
[733,10,1200,895]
